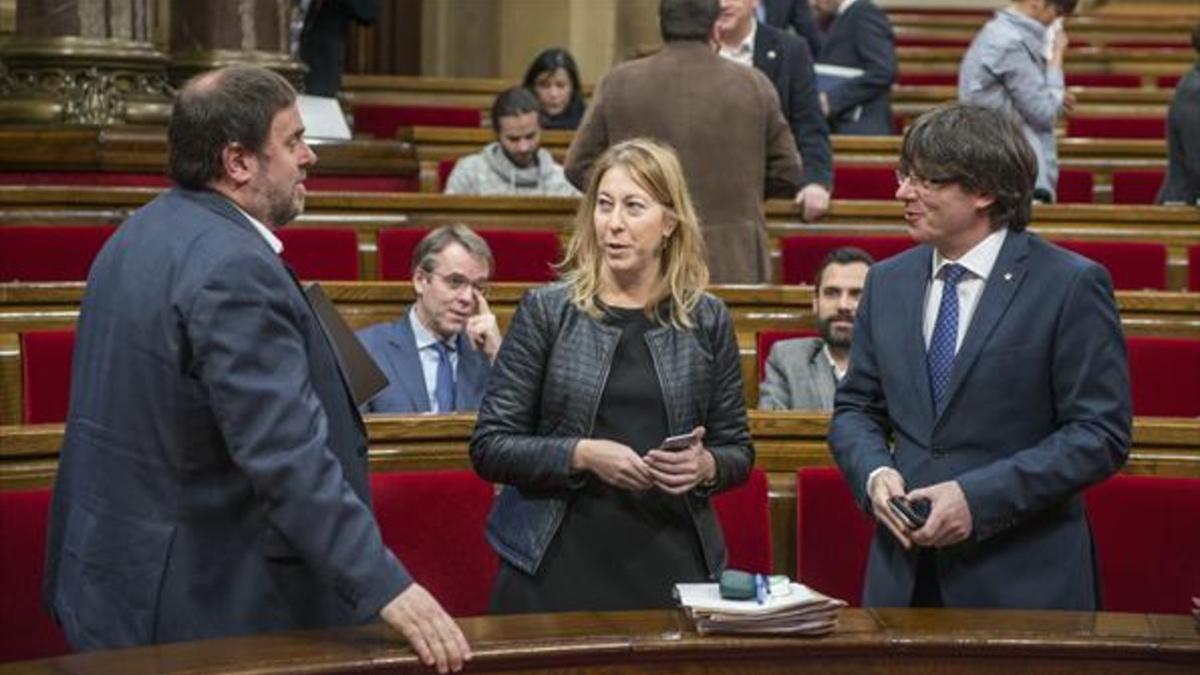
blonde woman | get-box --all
[470,138,753,613]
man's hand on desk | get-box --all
[907,480,973,548]
[380,583,471,673]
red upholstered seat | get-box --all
[1112,169,1166,205]
[1055,169,1094,204]
[21,329,76,425]
[1157,74,1181,89]
[779,234,913,285]
[756,330,819,380]
[0,488,69,662]
[277,228,361,281]
[895,72,958,86]
[894,36,969,48]
[1066,116,1166,140]
[832,166,899,200]
[0,171,170,188]
[0,225,116,282]
[304,174,420,193]
[353,104,483,138]
[711,468,772,574]
[1126,336,1200,417]
[478,230,560,282]
[1055,240,1167,290]
[369,470,497,617]
[1189,245,1200,292]
[437,158,457,192]
[1086,475,1200,614]
[795,467,872,605]
[1063,73,1142,88]
[376,229,429,280]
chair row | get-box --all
[5,468,1196,663]
[5,226,1199,292]
[12,326,1199,426]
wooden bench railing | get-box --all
[2,283,1197,425]
[3,411,1197,576]
[2,190,1197,287]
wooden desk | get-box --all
[2,608,1196,674]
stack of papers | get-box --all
[674,582,846,636]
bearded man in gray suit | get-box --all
[759,247,872,410]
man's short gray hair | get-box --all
[412,224,494,275]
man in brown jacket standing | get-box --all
[565,0,805,284]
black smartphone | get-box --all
[888,496,930,530]
[659,432,697,451]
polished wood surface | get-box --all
[2,608,1196,674]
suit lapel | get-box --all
[937,231,1031,421]
[387,310,432,413]
[753,23,783,83]
[900,247,936,426]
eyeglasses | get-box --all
[425,270,490,297]
[895,170,955,194]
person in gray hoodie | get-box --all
[444,86,580,197]
[958,0,1078,202]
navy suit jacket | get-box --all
[43,188,409,650]
[761,0,822,59]
[816,0,897,135]
[829,230,1131,609]
[356,308,491,414]
[754,21,833,188]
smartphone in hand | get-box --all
[888,496,930,529]
[659,432,698,451]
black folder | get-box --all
[303,282,389,407]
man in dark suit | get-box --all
[760,0,822,59]
[299,0,377,96]
[42,65,469,673]
[829,104,1131,609]
[810,0,897,135]
[357,225,499,414]
[717,0,833,222]
[566,0,803,284]
[1157,23,1200,205]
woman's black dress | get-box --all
[489,306,709,613]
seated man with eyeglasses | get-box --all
[357,225,501,414]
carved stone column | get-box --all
[168,0,304,89]
[0,0,172,125]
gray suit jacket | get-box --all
[43,188,409,651]
[356,308,491,413]
[829,230,1131,609]
[566,40,802,284]
[758,337,837,410]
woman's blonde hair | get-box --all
[558,138,709,328]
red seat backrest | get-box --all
[756,330,819,380]
[1055,240,1167,290]
[1086,475,1200,614]
[1126,336,1200,417]
[20,329,76,425]
[353,104,483,138]
[1188,245,1200,292]
[477,230,560,282]
[1066,116,1166,140]
[0,488,69,661]
[1063,73,1142,88]
[1055,169,1094,204]
[369,470,498,617]
[895,72,958,86]
[0,226,116,282]
[832,166,899,200]
[1157,74,1181,89]
[376,229,431,280]
[795,467,873,606]
[711,468,772,574]
[779,234,913,286]
[277,228,361,281]
[1112,169,1166,205]
[437,158,457,192]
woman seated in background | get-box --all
[470,138,753,614]
[522,47,587,130]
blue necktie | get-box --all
[928,264,967,413]
[432,342,456,413]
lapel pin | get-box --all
[767,50,777,59]
[1003,272,1013,282]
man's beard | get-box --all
[819,314,854,350]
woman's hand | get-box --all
[645,426,715,495]
[571,438,654,490]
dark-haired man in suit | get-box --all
[830,104,1130,609]
[717,0,833,222]
[759,0,822,59]
[810,0,897,135]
